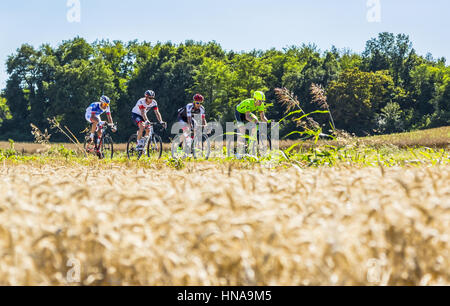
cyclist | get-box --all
[235,91,269,149]
[85,95,117,146]
[177,94,207,148]
[131,90,167,150]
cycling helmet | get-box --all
[145,90,156,98]
[253,91,266,102]
[193,94,204,102]
[100,96,111,104]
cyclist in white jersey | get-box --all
[85,95,117,145]
[131,90,167,149]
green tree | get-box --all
[1,35,448,141]
[0,96,11,124]
[190,57,234,121]
[375,102,404,133]
[327,68,398,134]
[363,32,413,86]
[409,64,447,128]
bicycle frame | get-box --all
[127,122,164,160]
[240,123,267,150]
[85,123,115,159]
[228,122,271,158]
[137,123,156,150]
[94,124,109,151]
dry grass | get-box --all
[0,142,131,155]
[282,126,450,150]
[361,126,450,148]
[0,161,449,285]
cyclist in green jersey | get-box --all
[235,91,269,149]
[235,91,268,124]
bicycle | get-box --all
[171,121,211,160]
[227,122,272,159]
[84,123,116,159]
[127,122,164,160]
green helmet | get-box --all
[253,91,266,102]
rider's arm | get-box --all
[259,111,268,123]
[186,104,193,128]
[140,108,149,122]
[106,112,113,124]
[154,108,164,123]
[245,112,258,123]
[200,107,207,126]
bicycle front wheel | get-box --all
[148,134,163,159]
[127,134,140,160]
[171,135,188,159]
[255,130,272,158]
[102,136,114,159]
[193,134,211,160]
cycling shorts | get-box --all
[85,111,101,123]
[132,113,145,126]
[235,110,248,123]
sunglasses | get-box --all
[101,102,109,108]
[194,102,202,105]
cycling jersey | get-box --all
[236,98,265,114]
[86,102,111,116]
[177,103,205,122]
[132,98,158,115]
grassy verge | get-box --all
[2,126,449,154]
[0,144,448,170]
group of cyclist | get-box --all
[85,89,269,154]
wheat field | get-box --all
[0,160,449,286]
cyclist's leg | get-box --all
[191,118,199,136]
[97,120,105,139]
[132,113,145,141]
[137,122,145,141]
[95,119,106,150]
[235,110,248,148]
[144,124,151,138]
[89,115,100,143]
[140,124,151,149]
[178,116,190,147]
[85,112,95,142]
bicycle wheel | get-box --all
[256,130,272,158]
[226,138,235,158]
[127,134,140,160]
[148,134,163,159]
[247,131,259,157]
[227,134,248,159]
[102,135,114,159]
[193,134,211,160]
[171,135,188,159]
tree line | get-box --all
[0,32,448,142]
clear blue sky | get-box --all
[1,0,449,89]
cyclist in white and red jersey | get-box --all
[131,90,167,149]
[176,94,207,148]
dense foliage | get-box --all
[0,32,448,142]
